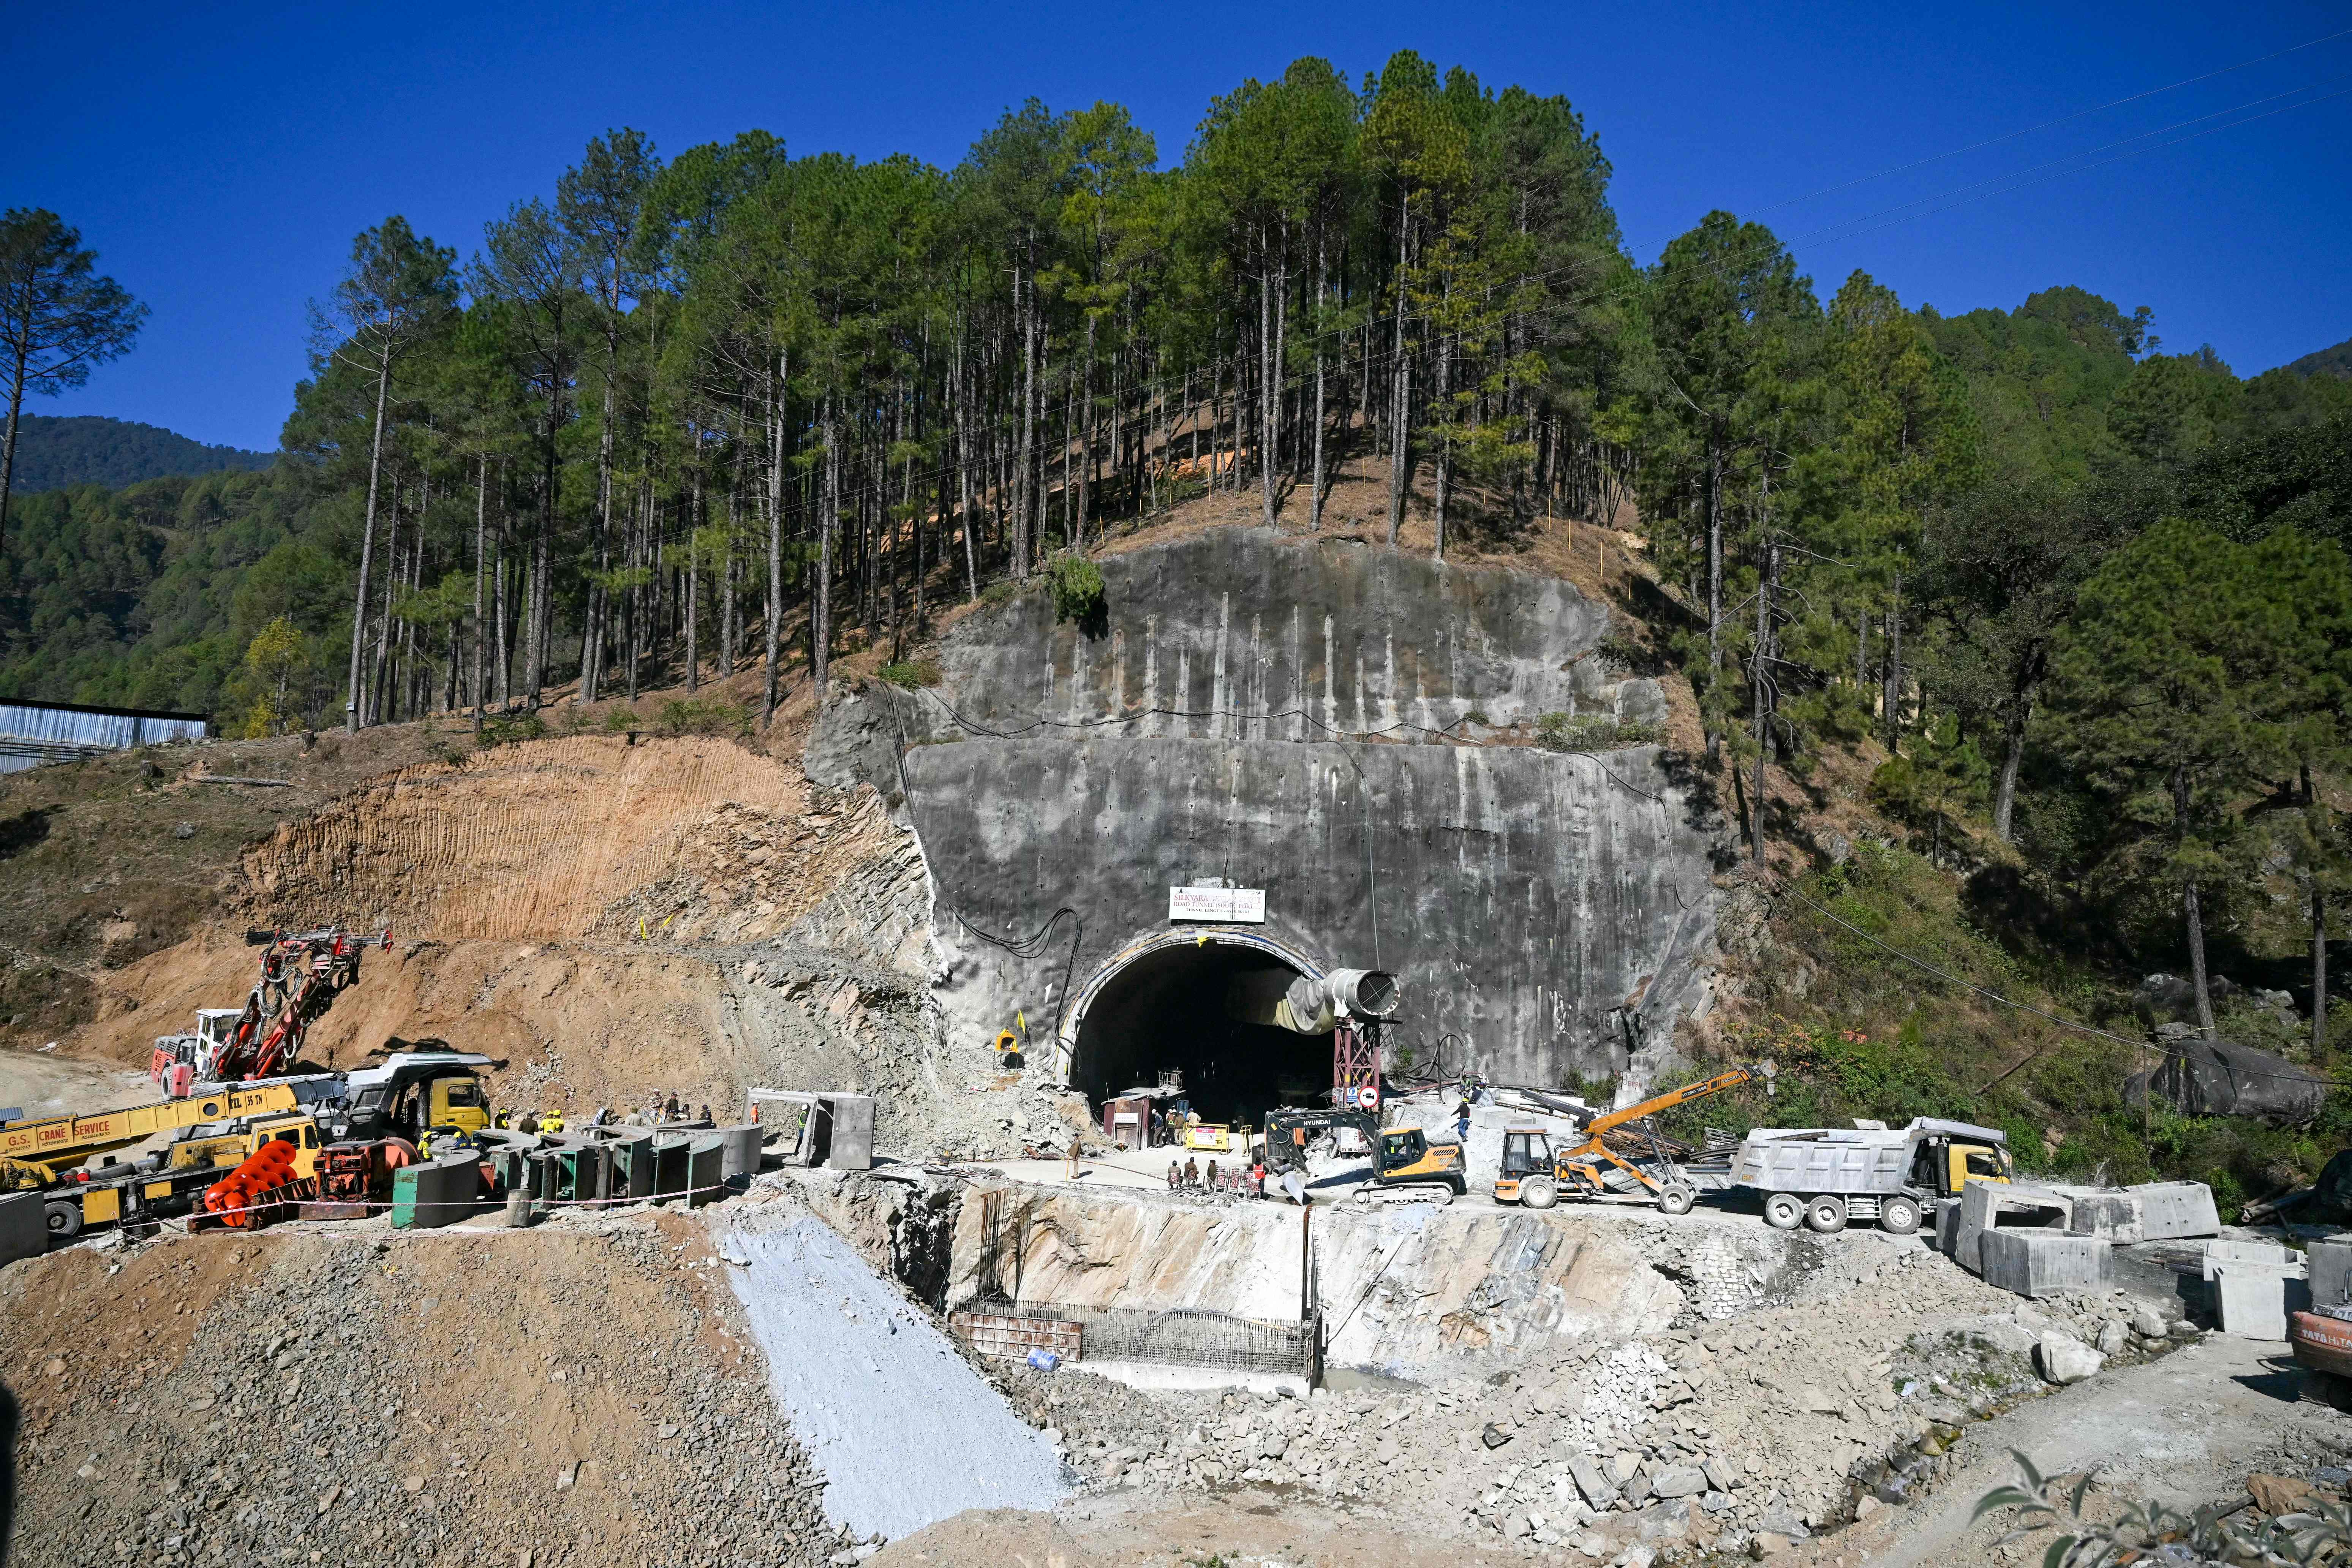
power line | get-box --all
[1767,873,2352,1090]
[1742,24,2352,218]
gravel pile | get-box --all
[966,1226,2212,1565]
[5,1220,855,1568]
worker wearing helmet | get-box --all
[539,1109,565,1134]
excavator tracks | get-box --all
[1346,1181,1459,1210]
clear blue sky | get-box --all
[11,0,2349,452]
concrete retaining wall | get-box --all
[946,1184,1682,1380]
[905,737,1715,1088]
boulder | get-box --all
[2248,1474,2314,1516]
[2094,1320,2128,1357]
[2034,1332,2104,1385]
[2129,1302,2169,1339]
[2132,973,2240,1027]
[1652,1466,1708,1499]
[2308,1150,2352,1227]
[1568,1455,1616,1510]
[2129,1036,2324,1127]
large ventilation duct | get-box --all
[1325,968,1400,1019]
[1224,967,1401,1034]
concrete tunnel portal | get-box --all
[1065,934,1335,1132]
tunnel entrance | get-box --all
[1070,940,1332,1129]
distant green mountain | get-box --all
[5,415,273,492]
[2284,336,2352,379]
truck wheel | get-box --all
[1521,1176,1559,1210]
[44,1199,83,1239]
[1763,1192,1804,1230]
[1805,1195,1848,1234]
[1879,1195,1922,1235]
[1657,1182,1696,1217]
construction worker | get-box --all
[665,1093,681,1121]
[1167,1160,1180,1190]
[541,1109,565,1134]
[1455,1094,1473,1149]
[698,1103,711,1124]
[1206,1159,1219,1191]
[1183,1156,1200,1189]
[1064,1134,1083,1181]
[515,1111,539,1135]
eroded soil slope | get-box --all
[57,733,964,1139]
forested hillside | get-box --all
[5,414,271,492]
[2285,335,2352,380]
[3,50,2350,1194]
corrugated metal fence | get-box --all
[0,699,208,774]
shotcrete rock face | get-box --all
[806,527,1718,1107]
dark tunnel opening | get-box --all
[1072,943,1332,1130]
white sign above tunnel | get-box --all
[1168,885,1267,923]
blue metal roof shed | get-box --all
[0,697,210,774]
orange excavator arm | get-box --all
[1583,1065,1760,1142]
[1555,1062,1774,1190]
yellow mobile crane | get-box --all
[3,1082,304,1239]
[1494,1063,1775,1216]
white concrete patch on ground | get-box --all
[725,1215,1071,1542]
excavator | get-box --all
[1493,1062,1776,1216]
[1263,1107,1467,1207]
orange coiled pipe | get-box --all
[204,1139,299,1228]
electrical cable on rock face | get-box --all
[905,686,1667,806]
[953,907,1083,1043]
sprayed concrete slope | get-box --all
[947,1185,1682,1378]
[811,526,1719,1091]
[728,1215,1071,1540]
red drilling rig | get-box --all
[150,927,392,1094]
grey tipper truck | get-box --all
[1730,1116,2014,1235]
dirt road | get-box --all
[0,1045,153,1121]
[1838,1334,2346,1566]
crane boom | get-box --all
[2,1083,300,1187]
